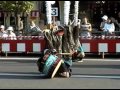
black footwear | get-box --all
[73,59,83,62]
[74,58,83,62]
[77,59,83,62]
[69,69,72,77]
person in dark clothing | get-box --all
[110,17,120,36]
[37,49,71,78]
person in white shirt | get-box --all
[0,25,7,38]
[102,18,115,36]
[2,26,17,40]
[100,15,108,31]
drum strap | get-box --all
[42,54,50,62]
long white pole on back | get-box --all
[74,1,79,26]
[45,1,55,24]
[64,1,71,26]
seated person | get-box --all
[102,18,115,37]
[110,17,120,36]
[37,49,71,78]
[0,25,7,39]
[100,15,108,31]
[2,26,17,40]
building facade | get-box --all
[0,1,119,35]
[0,1,40,35]
[40,1,120,28]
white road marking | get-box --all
[0,73,120,79]
[71,75,120,79]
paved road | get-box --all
[0,58,120,89]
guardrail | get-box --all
[0,36,46,56]
[0,36,120,58]
[80,35,120,58]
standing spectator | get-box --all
[2,26,17,40]
[80,16,92,38]
[18,17,23,35]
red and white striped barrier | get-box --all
[79,36,120,39]
[80,36,120,53]
[0,36,46,53]
[0,36,120,54]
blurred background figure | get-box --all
[28,20,43,36]
[0,25,7,39]
[110,17,120,36]
[80,16,92,38]
[18,17,23,36]
[101,18,115,37]
[0,25,7,38]
[100,15,108,31]
[3,26,17,40]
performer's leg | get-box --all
[56,62,71,78]
[56,56,72,78]
[64,61,72,77]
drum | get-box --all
[42,54,63,78]
[37,54,50,72]
[37,49,51,72]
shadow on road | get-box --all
[1,72,120,80]
[0,72,50,79]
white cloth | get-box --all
[81,24,91,31]
[103,23,115,33]
[0,31,7,38]
[80,23,92,37]
[0,31,7,37]
[2,32,17,40]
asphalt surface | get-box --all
[0,57,120,89]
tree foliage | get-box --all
[0,1,34,13]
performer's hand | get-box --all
[70,49,76,55]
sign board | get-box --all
[51,7,58,16]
